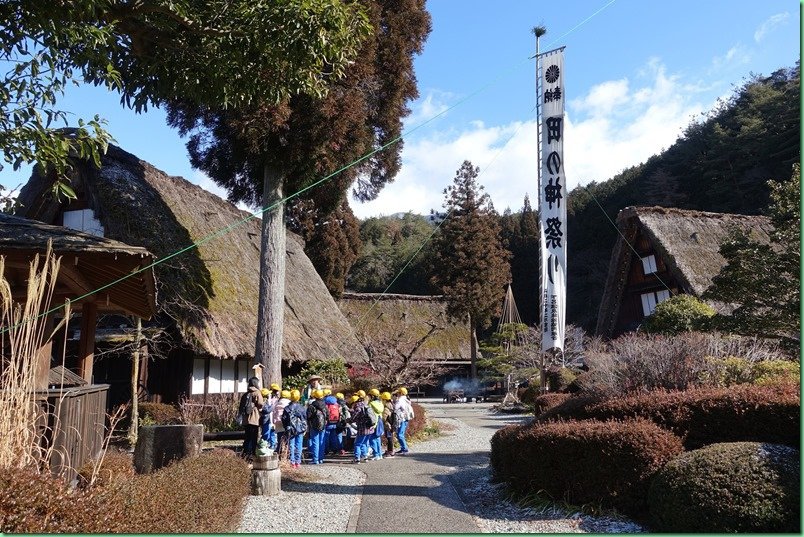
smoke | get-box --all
[443,378,481,392]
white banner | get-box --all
[539,48,566,352]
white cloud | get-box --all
[351,60,711,219]
[711,44,751,70]
[754,12,790,43]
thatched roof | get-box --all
[595,206,773,336]
[337,292,470,362]
[15,145,367,363]
[0,213,156,319]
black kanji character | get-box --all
[544,89,553,103]
[546,117,562,144]
[546,151,561,174]
[544,217,563,248]
[544,177,562,210]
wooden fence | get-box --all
[35,384,109,484]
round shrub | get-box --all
[642,294,715,334]
[545,366,579,392]
[649,442,800,532]
[518,384,539,405]
[491,418,683,515]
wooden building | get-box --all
[0,213,156,481]
[337,292,471,394]
[15,144,368,403]
[595,206,773,338]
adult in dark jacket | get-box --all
[241,376,264,459]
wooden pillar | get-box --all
[77,303,98,384]
[35,315,55,391]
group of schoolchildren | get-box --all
[239,373,415,467]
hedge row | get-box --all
[0,449,249,533]
[535,382,799,449]
[531,393,571,415]
[491,418,683,515]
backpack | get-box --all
[326,402,341,424]
[236,391,255,426]
[282,405,307,436]
[308,402,327,432]
[393,405,407,426]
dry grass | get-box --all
[0,243,65,470]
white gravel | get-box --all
[420,405,646,533]
[237,464,364,533]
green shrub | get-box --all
[642,294,715,334]
[518,385,539,405]
[138,402,181,425]
[537,383,800,449]
[705,356,801,387]
[0,466,127,533]
[649,442,800,532]
[532,393,571,416]
[545,366,579,392]
[491,418,683,515]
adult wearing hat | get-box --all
[301,374,323,405]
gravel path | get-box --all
[236,402,645,533]
[237,463,364,533]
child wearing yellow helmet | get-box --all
[282,390,307,468]
[394,387,414,455]
[272,390,292,456]
[380,392,396,457]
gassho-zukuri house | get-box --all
[595,205,773,338]
[15,144,368,404]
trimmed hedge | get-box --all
[536,382,799,449]
[491,418,683,515]
[1,449,249,533]
[649,442,800,532]
[0,466,127,533]
[406,402,427,438]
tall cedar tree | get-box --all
[431,161,511,378]
[287,198,362,297]
[166,0,431,384]
[704,164,800,349]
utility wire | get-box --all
[2,0,620,335]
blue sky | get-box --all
[1,1,799,218]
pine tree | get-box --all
[431,160,511,377]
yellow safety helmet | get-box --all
[260,388,270,397]
[270,383,280,391]
[290,389,301,402]
[312,389,324,399]
[336,392,345,400]
[380,391,392,401]
[324,388,332,396]
[280,390,291,399]
[356,390,366,398]
[350,395,360,403]
[396,387,408,396]
[369,388,381,397]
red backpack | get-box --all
[326,402,340,424]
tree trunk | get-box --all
[255,165,285,386]
[129,316,142,447]
[470,320,478,379]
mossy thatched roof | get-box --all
[596,206,773,336]
[16,145,367,363]
[337,292,470,362]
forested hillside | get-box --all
[341,64,800,333]
[566,64,799,330]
